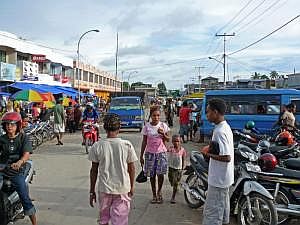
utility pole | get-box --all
[195,66,205,92]
[115,32,119,93]
[215,33,235,87]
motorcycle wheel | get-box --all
[238,193,278,225]
[268,189,291,225]
[85,138,93,154]
[0,193,8,225]
[183,173,205,209]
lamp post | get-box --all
[77,29,99,104]
[127,71,138,91]
[208,56,225,87]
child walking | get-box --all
[89,113,138,225]
[167,134,187,204]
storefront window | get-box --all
[89,73,94,82]
[0,50,6,63]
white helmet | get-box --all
[86,102,94,108]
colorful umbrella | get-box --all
[40,92,55,102]
[44,101,55,109]
[11,89,47,102]
[63,97,76,107]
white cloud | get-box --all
[0,0,299,89]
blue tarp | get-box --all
[8,82,63,94]
[0,92,11,96]
[7,82,90,99]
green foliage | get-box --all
[269,71,279,80]
[157,82,167,96]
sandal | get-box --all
[151,196,157,204]
[157,194,163,204]
[170,198,176,204]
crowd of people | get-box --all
[4,95,298,225]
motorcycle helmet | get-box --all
[1,112,22,133]
[275,131,294,146]
[86,102,94,109]
[245,121,255,129]
[258,153,277,172]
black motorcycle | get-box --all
[0,162,34,225]
[181,150,278,225]
[257,161,300,224]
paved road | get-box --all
[16,117,299,225]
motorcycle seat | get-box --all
[240,140,257,150]
[284,158,300,171]
[269,144,297,158]
[271,166,300,180]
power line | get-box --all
[235,0,283,33]
[117,55,214,72]
[216,0,254,34]
[228,56,291,73]
[228,0,267,33]
[228,14,300,56]
[238,0,289,34]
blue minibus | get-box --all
[200,89,300,136]
[108,96,144,131]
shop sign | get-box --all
[32,54,46,62]
[21,61,39,81]
[0,62,16,81]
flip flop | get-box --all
[157,194,163,204]
[170,199,176,204]
[150,197,157,204]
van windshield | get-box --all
[110,98,141,109]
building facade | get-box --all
[73,61,121,99]
[0,31,121,99]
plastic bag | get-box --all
[136,170,147,183]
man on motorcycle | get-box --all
[81,102,99,143]
[0,112,37,225]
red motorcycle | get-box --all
[82,120,99,154]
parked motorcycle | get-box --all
[0,162,34,225]
[237,141,300,224]
[182,150,278,225]
[82,120,98,154]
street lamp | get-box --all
[126,71,138,91]
[77,29,99,103]
[208,56,225,87]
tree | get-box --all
[122,81,129,91]
[269,71,279,80]
[157,82,167,96]
[251,72,261,79]
[260,74,270,80]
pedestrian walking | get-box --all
[53,98,65,145]
[179,101,192,143]
[167,134,186,204]
[74,104,82,131]
[201,98,234,225]
[89,113,137,225]
[66,102,76,133]
[165,98,175,127]
[140,105,170,204]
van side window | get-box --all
[207,95,280,115]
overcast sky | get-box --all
[0,0,299,89]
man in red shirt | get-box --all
[179,101,192,143]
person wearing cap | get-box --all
[0,112,37,225]
[53,98,65,145]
